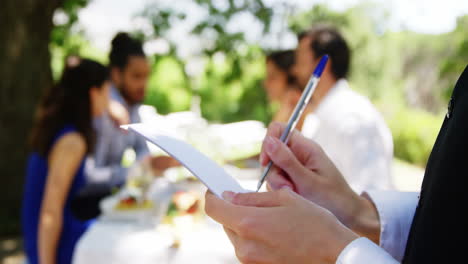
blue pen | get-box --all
[256,55,329,192]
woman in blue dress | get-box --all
[22,58,110,264]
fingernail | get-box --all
[265,136,277,154]
[280,185,293,191]
[222,191,236,202]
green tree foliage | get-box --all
[440,15,468,101]
[51,0,89,48]
[50,0,106,79]
[388,108,442,166]
[138,0,274,123]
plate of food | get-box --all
[99,187,155,222]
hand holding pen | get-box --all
[256,55,329,192]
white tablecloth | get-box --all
[72,179,263,264]
[72,218,239,264]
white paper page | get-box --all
[122,123,248,198]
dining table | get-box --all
[72,168,262,264]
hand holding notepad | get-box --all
[122,123,249,197]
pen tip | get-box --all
[256,182,262,192]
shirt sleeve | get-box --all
[132,106,150,160]
[84,156,127,187]
[134,132,150,160]
[362,190,419,261]
[336,237,399,264]
[87,115,128,187]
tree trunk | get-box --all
[0,0,63,235]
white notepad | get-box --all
[122,123,249,198]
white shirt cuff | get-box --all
[336,237,399,264]
[363,190,419,261]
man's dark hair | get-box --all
[298,24,350,79]
[266,50,296,85]
[109,32,146,69]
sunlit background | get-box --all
[58,0,468,165]
[2,0,468,262]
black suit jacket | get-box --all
[403,65,468,263]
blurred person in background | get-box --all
[264,50,303,125]
[291,24,393,192]
[22,59,110,264]
[86,32,177,188]
[263,50,295,122]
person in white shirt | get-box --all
[290,25,393,192]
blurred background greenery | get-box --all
[50,0,468,167]
[2,0,468,239]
